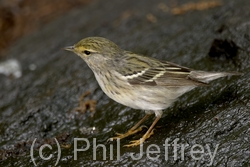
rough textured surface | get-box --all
[0,0,249,166]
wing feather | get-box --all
[114,53,208,87]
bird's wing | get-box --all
[115,53,208,87]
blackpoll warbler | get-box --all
[64,37,241,147]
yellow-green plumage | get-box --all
[64,37,241,147]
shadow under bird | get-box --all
[64,37,242,147]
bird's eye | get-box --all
[83,50,91,55]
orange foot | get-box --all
[109,125,147,141]
[124,129,155,147]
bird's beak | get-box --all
[63,46,74,51]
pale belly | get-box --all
[94,72,194,110]
[111,86,194,110]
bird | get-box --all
[64,37,241,147]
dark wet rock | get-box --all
[0,0,249,166]
[208,39,239,59]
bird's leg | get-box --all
[110,112,152,140]
[124,110,162,147]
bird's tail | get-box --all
[189,71,242,83]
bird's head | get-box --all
[64,37,122,61]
